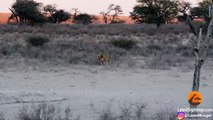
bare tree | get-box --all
[71,8,80,22]
[178,2,191,13]
[110,5,123,24]
[100,4,123,24]
[43,4,57,16]
[100,4,114,24]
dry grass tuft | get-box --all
[1,103,178,120]
[0,112,5,120]
[152,109,176,120]
[18,103,79,120]
[98,103,147,120]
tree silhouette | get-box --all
[177,1,192,22]
[71,8,80,18]
[43,4,71,23]
[51,10,71,23]
[73,13,97,24]
[130,0,178,27]
[100,4,124,24]
[190,0,213,22]
[43,4,57,16]
[10,0,45,25]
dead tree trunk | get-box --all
[184,8,213,109]
[192,27,203,92]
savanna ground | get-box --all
[0,23,213,120]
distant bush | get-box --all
[0,24,190,35]
[26,35,49,47]
[0,112,5,120]
[111,39,136,50]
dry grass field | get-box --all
[0,24,213,120]
[1,23,211,69]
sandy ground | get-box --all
[0,65,213,119]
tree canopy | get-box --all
[43,4,57,16]
[190,0,213,22]
[51,10,71,23]
[130,0,178,26]
[11,0,45,24]
[73,13,96,24]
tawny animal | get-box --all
[98,53,110,65]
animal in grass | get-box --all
[98,53,110,65]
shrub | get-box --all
[98,103,147,120]
[145,54,187,69]
[0,43,24,56]
[18,103,79,120]
[146,44,162,51]
[51,10,71,23]
[73,13,96,25]
[0,112,5,120]
[111,39,136,50]
[99,106,116,120]
[26,35,49,47]
[18,103,56,120]
[152,109,176,120]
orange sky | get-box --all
[0,0,202,16]
[0,12,134,24]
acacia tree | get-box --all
[71,8,80,18]
[51,10,71,23]
[43,4,71,23]
[178,1,191,13]
[100,4,124,24]
[73,13,97,24]
[177,2,191,22]
[9,0,45,24]
[130,0,178,26]
[190,0,213,22]
[43,4,57,16]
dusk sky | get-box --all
[0,0,202,15]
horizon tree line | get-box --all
[7,0,213,27]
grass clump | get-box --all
[18,103,56,120]
[111,39,136,50]
[18,103,79,120]
[152,109,176,120]
[0,112,5,120]
[98,103,147,120]
[0,102,178,120]
[99,106,116,120]
[26,35,49,47]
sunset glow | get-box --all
[0,0,202,15]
